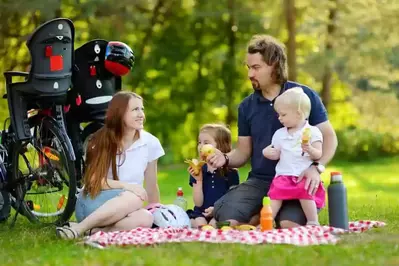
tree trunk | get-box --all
[284,0,297,81]
[320,0,338,109]
[224,0,237,127]
[131,0,165,93]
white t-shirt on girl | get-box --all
[107,130,165,185]
[272,122,323,177]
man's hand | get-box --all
[262,145,280,160]
[297,166,321,196]
[207,149,226,168]
[188,166,203,182]
[203,207,214,218]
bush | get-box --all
[335,127,399,161]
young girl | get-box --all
[262,87,325,226]
[187,124,240,228]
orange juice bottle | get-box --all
[260,197,273,231]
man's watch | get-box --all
[223,153,230,167]
[311,161,325,173]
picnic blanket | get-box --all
[84,220,386,248]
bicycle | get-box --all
[0,18,77,226]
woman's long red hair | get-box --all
[83,91,142,198]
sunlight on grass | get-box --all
[1,157,398,266]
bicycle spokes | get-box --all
[16,125,73,223]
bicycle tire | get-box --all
[76,121,103,187]
[11,117,77,225]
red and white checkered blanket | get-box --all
[84,220,386,248]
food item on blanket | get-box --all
[184,158,206,175]
[200,225,215,231]
[234,224,256,231]
[220,226,233,231]
[200,144,216,160]
[216,221,231,229]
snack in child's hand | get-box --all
[184,158,206,175]
[301,128,312,156]
[200,144,216,160]
[301,128,311,144]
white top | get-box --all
[107,130,165,185]
[272,122,323,177]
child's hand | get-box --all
[203,206,214,217]
[262,145,280,160]
[188,166,203,182]
[301,141,311,155]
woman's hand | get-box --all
[188,166,203,182]
[124,184,148,202]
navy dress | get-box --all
[187,164,240,221]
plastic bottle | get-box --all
[173,187,187,211]
[328,171,349,230]
[260,197,273,231]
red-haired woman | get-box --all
[56,91,164,239]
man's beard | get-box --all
[251,79,260,90]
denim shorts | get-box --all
[75,189,125,222]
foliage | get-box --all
[0,0,398,163]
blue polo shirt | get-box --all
[238,81,328,181]
[189,164,239,213]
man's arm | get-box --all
[315,121,338,165]
[226,136,252,168]
[208,136,252,168]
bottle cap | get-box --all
[177,187,183,196]
[330,171,343,182]
[262,197,270,205]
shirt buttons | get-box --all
[212,180,214,183]
[212,186,214,188]
[270,103,273,106]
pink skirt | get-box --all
[268,175,326,209]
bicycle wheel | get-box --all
[10,116,77,225]
[81,122,103,162]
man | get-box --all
[208,34,338,228]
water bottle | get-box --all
[173,187,187,211]
[328,171,349,230]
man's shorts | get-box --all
[213,178,309,226]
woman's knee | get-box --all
[133,209,154,227]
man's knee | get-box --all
[279,220,301,229]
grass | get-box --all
[1,157,398,266]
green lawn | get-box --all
[1,157,398,266]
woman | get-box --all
[56,91,165,239]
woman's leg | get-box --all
[70,191,143,235]
[299,199,319,225]
[98,209,154,232]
